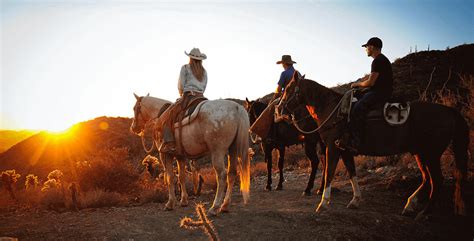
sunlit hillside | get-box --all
[0,117,152,183]
[0,130,38,153]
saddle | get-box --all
[339,91,411,126]
[172,94,208,157]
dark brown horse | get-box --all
[245,98,357,197]
[276,76,469,219]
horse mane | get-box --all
[142,96,172,106]
[300,78,342,107]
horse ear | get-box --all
[134,93,140,100]
[245,97,250,103]
[301,74,306,79]
[147,93,150,97]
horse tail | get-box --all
[234,106,251,204]
[451,109,469,216]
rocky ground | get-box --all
[1,165,473,241]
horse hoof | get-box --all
[401,206,416,217]
[316,204,328,214]
[346,201,359,209]
[220,206,230,213]
[208,208,219,216]
[302,191,312,196]
[415,211,429,222]
[265,185,272,191]
[276,185,283,191]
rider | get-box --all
[271,55,298,102]
[158,48,208,154]
[263,55,298,143]
[336,37,393,152]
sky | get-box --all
[1,0,473,131]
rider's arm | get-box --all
[351,72,379,88]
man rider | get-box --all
[336,37,393,152]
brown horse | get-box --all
[245,98,358,197]
[276,76,469,219]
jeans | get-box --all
[349,91,388,142]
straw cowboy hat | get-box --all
[276,55,296,64]
[185,48,207,60]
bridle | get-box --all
[279,82,345,135]
[247,102,263,144]
[133,97,168,153]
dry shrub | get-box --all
[76,147,139,194]
[40,188,66,210]
[137,180,168,204]
[251,162,267,177]
[80,189,126,208]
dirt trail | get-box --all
[1,170,472,240]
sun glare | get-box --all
[46,125,76,139]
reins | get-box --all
[137,98,171,153]
[289,91,348,135]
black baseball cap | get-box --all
[362,37,383,49]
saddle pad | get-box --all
[173,100,208,128]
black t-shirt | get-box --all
[370,53,393,95]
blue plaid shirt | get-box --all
[277,65,295,89]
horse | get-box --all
[130,93,250,215]
[245,98,357,196]
[276,76,469,219]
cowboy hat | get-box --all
[276,55,296,64]
[185,48,207,60]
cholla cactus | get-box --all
[41,169,64,192]
[47,169,64,181]
[180,204,219,241]
[1,169,21,200]
[25,174,39,190]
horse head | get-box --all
[130,93,150,136]
[276,74,305,121]
[245,97,267,125]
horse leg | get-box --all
[341,151,361,209]
[303,141,319,196]
[316,137,327,195]
[190,160,201,196]
[316,145,341,213]
[402,154,431,216]
[317,152,326,195]
[221,154,238,213]
[161,153,177,211]
[416,155,443,221]
[276,145,285,190]
[208,151,227,216]
[177,158,189,207]
[264,144,273,191]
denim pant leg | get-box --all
[350,91,385,137]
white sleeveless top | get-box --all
[177,64,207,96]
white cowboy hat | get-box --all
[185,48,207,60]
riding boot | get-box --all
[159,126,176,154]
[334,124,358,154]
